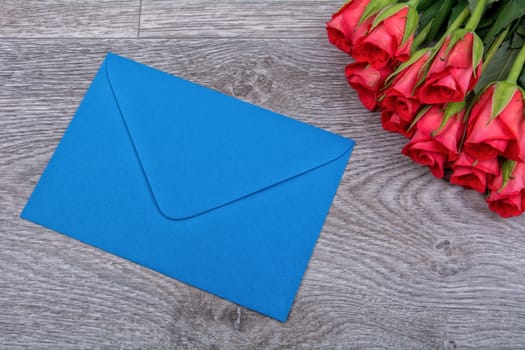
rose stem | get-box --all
[413,21,432,49]
[483,26,510,71]
[444,7,470,36]
[506,43,525,84]
[464,0,488,31]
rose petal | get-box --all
[419,74,460,104]
[381,110,414,137]
[450,166,487,193]
[487,191,523,218]
[464,86,522,160]
[418,33,477,104]
[345,62,393,110]
[488,162,525,194]
[326,0,371,53]
[446,32,473,69]
[402,135,448,178]
[353,29,394,69]
[352,7,410,69]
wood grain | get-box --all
[139,0,341,38]
[2,2,525,349]
[0,0,140,38]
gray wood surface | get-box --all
[0,0,140,38]
[1,1,525,349]
[139,0,340,38]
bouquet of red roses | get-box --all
[327,0,525,218]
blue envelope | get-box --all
[21,53,355,321]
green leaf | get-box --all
[518,18,525,35]
[476,40,519,93]
[384,48,430,87]
[519,66,525,88]
[464,86,480,115]
[446,101,467,119]
[485,0,525,41]
[426,0,455,43]
[372,4,406,30]
[472,32,484,77]
[467,0,498,14]
[477,4,497,31]
[359,0,396,25]
[414,32,452,89]
[490,81,519,122]
[417,0,438,12]
[368,3,419,47]
[511,19,525,49]
[419,2,441,33]
[448,0,469,28]
[478,1,518,44]
[432,101,466,136]
[467,0,478,13]
[499,160,517,192]
[446,29,469,56]
[408,105,432,131]
[403,5,419,45]
[414,26,472,90]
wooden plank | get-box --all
[1,38,525,349]
[0,0,141,38]
[139,0,340,38]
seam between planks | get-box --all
[0,36,327,40]
[137,0,143,39]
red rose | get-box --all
[488,190,524,218]
[380,110,415,138]
[402,105,465,178]
[326,0,371,54]
[345,62,394,110]
[418,31,483,104]
[352,6,416,69]
[450,152,500,193]
[380,51,430,136]
[463,83,524,161]
[487,162,525,218]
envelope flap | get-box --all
[104,53,353,220]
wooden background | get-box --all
[1,1,525,349]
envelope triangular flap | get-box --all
[104,53,352,220]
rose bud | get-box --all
[380,50,430,136]
[345,62,394,110]
[418,30,483,104]
[487,161,525,218]
[352,3,418,69]
[402,103,465,178]
[463,82,524,162]
[450,152,500,193]
[326,0,371,54]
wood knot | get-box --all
[435,239,453,256]
[430,259,460,277]
[232,84,253,97]
[442,340,457,350]
[435,239,450,250]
